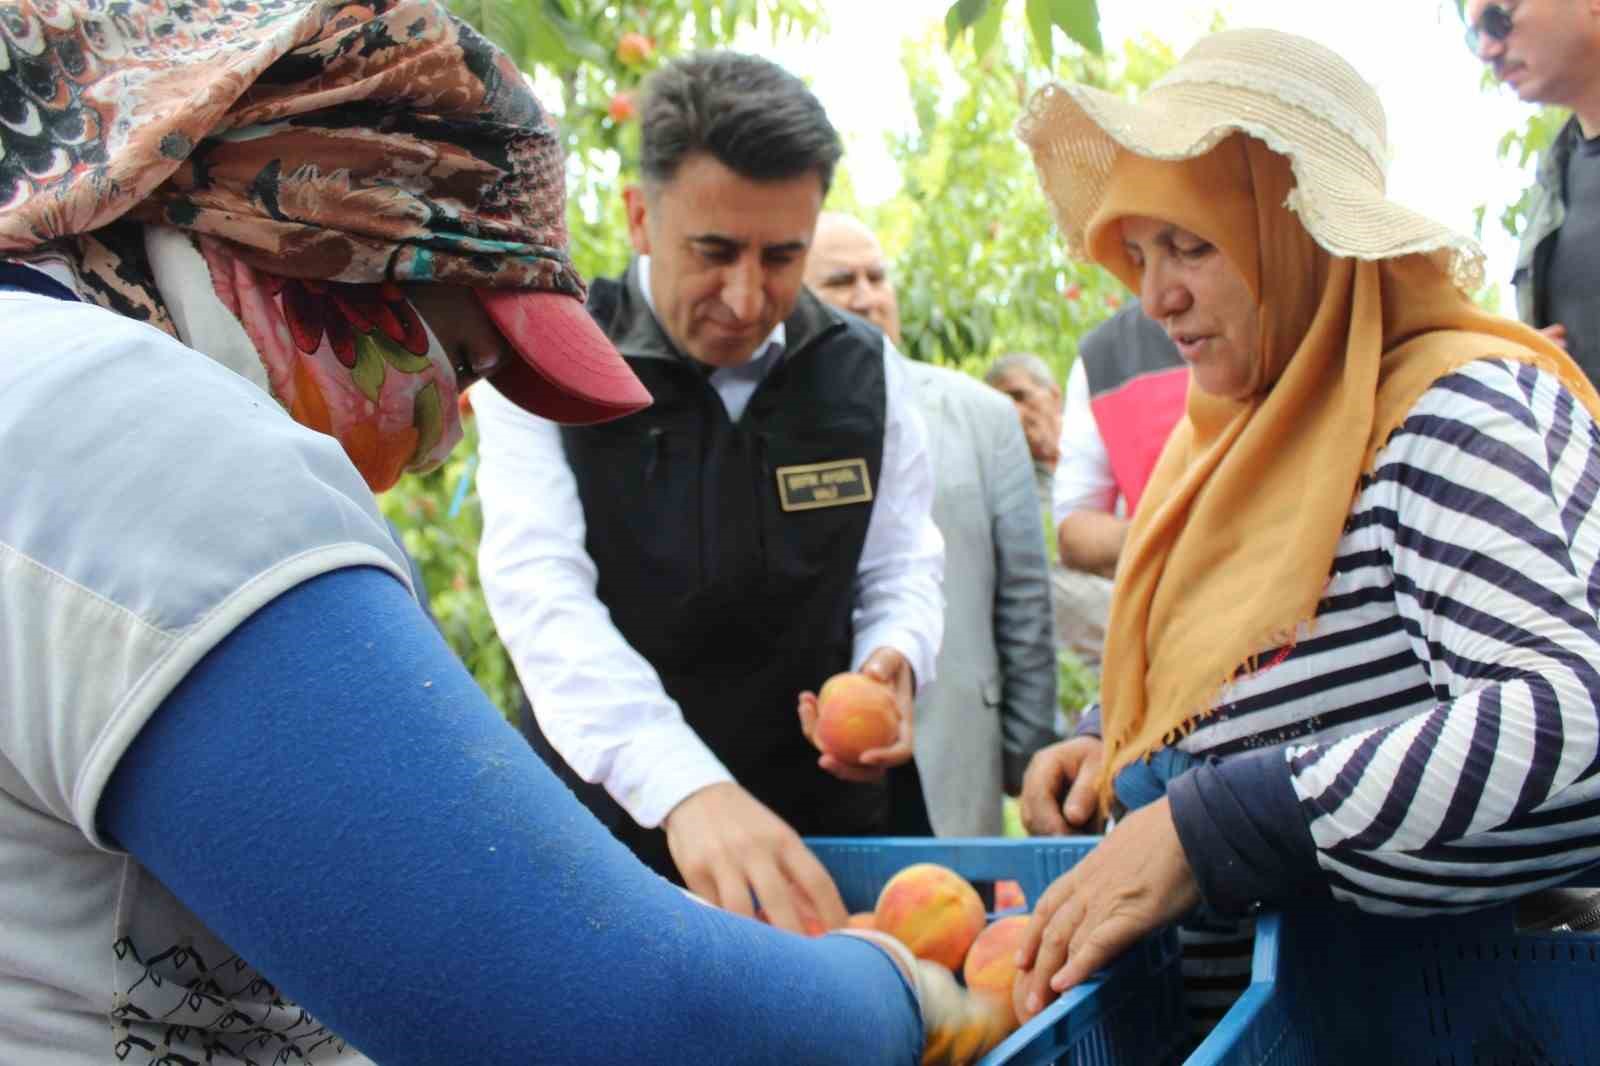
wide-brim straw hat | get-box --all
[1016,27,1485,294]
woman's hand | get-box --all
[1012,798,1199,1022]
[1019,736,1107,835]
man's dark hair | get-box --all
[638,52,843,194]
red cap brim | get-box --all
[475,288,652,424]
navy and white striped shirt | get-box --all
[1167,358,1600,919]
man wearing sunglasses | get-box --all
[1466,0,1600,384]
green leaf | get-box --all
[970,0,1005,59]
[446,0,524,58]
[359,328,434,374]
[352,335,387,404]
[413,382,444,460]
[544,0,608,64]
[522,8,577,68]
[520,0,605,70]
[692,0,714,48]
[944,0,989,50]
[1025,0,1053,65]
[1051,0,1102,55]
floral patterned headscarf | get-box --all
[1,0,591,490]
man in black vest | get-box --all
[471,52,944,935]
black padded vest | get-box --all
[546,268,893,872]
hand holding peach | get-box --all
[797,647,915,783]
[816,672,899,760]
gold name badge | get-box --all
[776,458,874,512]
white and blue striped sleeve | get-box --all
[1284,360,1600,915]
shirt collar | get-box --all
[636,254,787,364]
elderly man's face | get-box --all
[804,218,902,345]
[1466,0,1599,108]
[989,367,1062,467]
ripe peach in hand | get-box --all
[815,671,899,764]
[962,915,1030,1020]
[873,863,987,972]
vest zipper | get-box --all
[754,433,771,563]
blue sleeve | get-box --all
[101,567,922,1066]
[1166,750,1326,918]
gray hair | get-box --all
[984,352,1057,390]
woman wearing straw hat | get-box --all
[1010,26,1600,1034]
[0,2,1014,1062]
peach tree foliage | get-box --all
[1477,106,1570,244]
[448,0,826,283]
[867,14,1175,386]
[856,12,1172,722]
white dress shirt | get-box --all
[473,258,944,830]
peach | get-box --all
[846,912,878,930]
[962,915,1030,1019]
[615,31,655,66]
[815,671,899,764]
[873,863,987,971]
[993,879,1026,911]
[606,91,637,123]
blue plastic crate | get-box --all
[807,837,1188,1066]
[1187,898,1600,1066]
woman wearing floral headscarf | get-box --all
[1011,27,1600,1033]
[0,2,1010,1062]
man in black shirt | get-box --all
[1468,0,1600,379]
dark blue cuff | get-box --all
[1074,703,1102,738]
[1167,747,1326,918]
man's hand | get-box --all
[1539,323,1569,350]
[1011,798,1198,1023]
[797,646,916,783]
[1019,736,1106,835]
[662,781,848,935]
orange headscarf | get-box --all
[1088,134,1600,814]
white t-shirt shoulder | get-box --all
[1052,358,1118,526]
[0,292,401,1064]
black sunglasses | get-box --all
[1465,3,1514,55]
